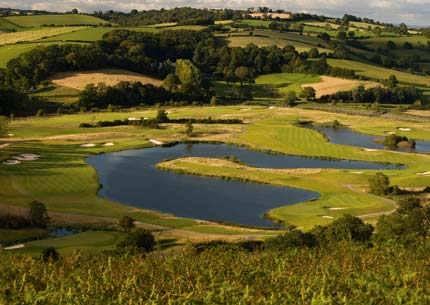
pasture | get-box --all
[3,14,109,28]
[49,69,163,90]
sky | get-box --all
[1,0,429,26]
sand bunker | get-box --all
[398,128,411,131]
[351,171,364,174]
[14,153,41,161]
[362,148,379,152]
[386,132,396,135]
[322,216,334,219]
[128,117,141,121]
[3,160,21,165]
[4,244,25,250]
[303,76,378,98]
[328,208,347,211]
[50,69,162,91]
[417,171,430,176]
[150,139,164,145]
[80,143,96,147]
[103,143,115,147]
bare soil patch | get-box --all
[50,69,162,90]
[303,76,378,98]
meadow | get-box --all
[0,26,85,45]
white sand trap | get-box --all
[4,244,25,250]
[398,128,411,131]
[328,208,347,211]
[104,143,115,147]
[351,171,363,174]
[150,139,164,145]
[417,171,430,176]
[128,117,141,121]
[386,132,396,135]
[3,160,21,165]
[80,143,96,147]
[362,148,379,152]
[13,153,41,161]
[269,107,275,110]
[7,133,14,137]
[322,216,334,219]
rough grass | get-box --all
[4,14,109,28]
[327,58,430,86]
[255,72,321,96]
[14,231,126,255]
[49,69,163,90]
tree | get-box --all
[175,59,202,95]
[387,75,399,89]
[308,48,320,58]
[0,116,7,137]
[386,41,396,50]
[337,31,347,40]
[119,229,155,252]
[156,109,169,123]
[119,216,135,232]
[234,66,254,87]
[300,87,316,100]
[28,201,49,228]
[311,214,374,244]
[162,73,181,93]
[369,173,391,195]
[185,121,194,137]
[71,8,78,14]
[283,91,297,106]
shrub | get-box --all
[28,201,50,228]
[266,230,317,249]
[369,173,391,195]
[41,247,60,262]
[118,229,155,252]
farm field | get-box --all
[0,26,85,45]
[327,59,430,86]
[49,69,163,90]
[304,76,378,97]
[2,14,109,28]
[363,36,430,50]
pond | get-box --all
[86,143,399,228]
[308,126,430,153]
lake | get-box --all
[87,143,399,227]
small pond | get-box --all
[86,143,399,228]
[308,126,430,153]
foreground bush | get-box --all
[1,242,429,304]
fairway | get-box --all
[50,69,163,90]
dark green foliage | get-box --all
[156,109,169,123]
[266,230,316,249]
[375,197,430,245]
[300,86,316,100]
[311,214,374,244]
[369,173,391,195]
[28,201,49,228]
[118,229,155,252]
[387,74,399,89]
[119,216,135,232]
[0,86,29,116]
[320,85,420,105]
[41,247,60,262]
[185,121,193,137]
